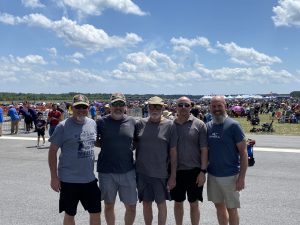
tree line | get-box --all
[0,92,205,103]
[1,91,299,103]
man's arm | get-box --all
[196,147,208,187]
[167,146,177,191]
[236,139,248,191]
[48,143,60,192]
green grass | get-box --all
[234,114,300,136]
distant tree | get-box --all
[290,91,300,97]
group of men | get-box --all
[48,93,248,225]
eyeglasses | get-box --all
[177,103,191,108]
[149,104,163,110]
[111,101,126,107]
[74,105,88,110]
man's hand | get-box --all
[196,172,206,187]
[235,175,245,191]
[167,176,176,191]
[50,176,61,192]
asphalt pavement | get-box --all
[0,131,300,224]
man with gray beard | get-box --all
[206,96,248,225]
[135,96,177,225]
[48,94,101,225]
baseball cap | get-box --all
[73,94,89,107]
[148,96,164,105]
[110,93,126,103]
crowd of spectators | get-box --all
[0,96,299,135]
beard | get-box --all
[150,112,162,121]
[75,115,86,123]
[212,113,227,124]
[111,110,124,120]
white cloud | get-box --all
[171,36,217,53]
[125,50,179,72]
[194,63,297,84]
[216,42,282,66]
[44,69,106,85]
[72,52,84,59]
[0,13,23,25]
[61,0,147,16]
[21,0,45,8]
[16,55,47,65]
[108,49,299,88]
[66,52,85,64]
[0,13,142,52]
[47,47,58,57]
[0,55,107,89]
[272,0,300,27]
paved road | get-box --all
[246,134,300,149]
[0,134,300,225]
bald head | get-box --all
[210,96,227,124]
[177,96,191,104]
[211,96,226,106]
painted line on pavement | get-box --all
[254,147,300,153]
[0,136,44,141]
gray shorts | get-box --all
[207,174,240,208]
[98,169,137,205]
[137,173,168,204]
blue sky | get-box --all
[0,0,300,95]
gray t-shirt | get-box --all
[49,117,97,183]
[96,115,136,173]
[174,115,207,170]
[135,118,178,179]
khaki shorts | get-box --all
[207,174,240,208]
[98,169,137,205]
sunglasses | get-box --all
[149,104,163,110]
[74,105,88,110]
[177,103,191,108]
[111,101,126,107]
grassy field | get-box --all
[234,114,300,136]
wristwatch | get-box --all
[200,169,207,174]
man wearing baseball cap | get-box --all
[48,94,101,225]
[96,92,137,225]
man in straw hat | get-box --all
[135,96,177,225]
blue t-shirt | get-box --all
[49,117,97,183]
[0,107,3,123]
[206,117,245,177]
[8,107,20,121]
[97,115,136,173]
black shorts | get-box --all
[170,168,203,203]
[37,129,45,137]
[59,179,101,216]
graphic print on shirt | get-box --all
[77,131,96,158]
[209,132,221,139]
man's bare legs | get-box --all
[215,203,239,225]
[124,204,136,225]
[174,201,200,225]
[104,202,115,225]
